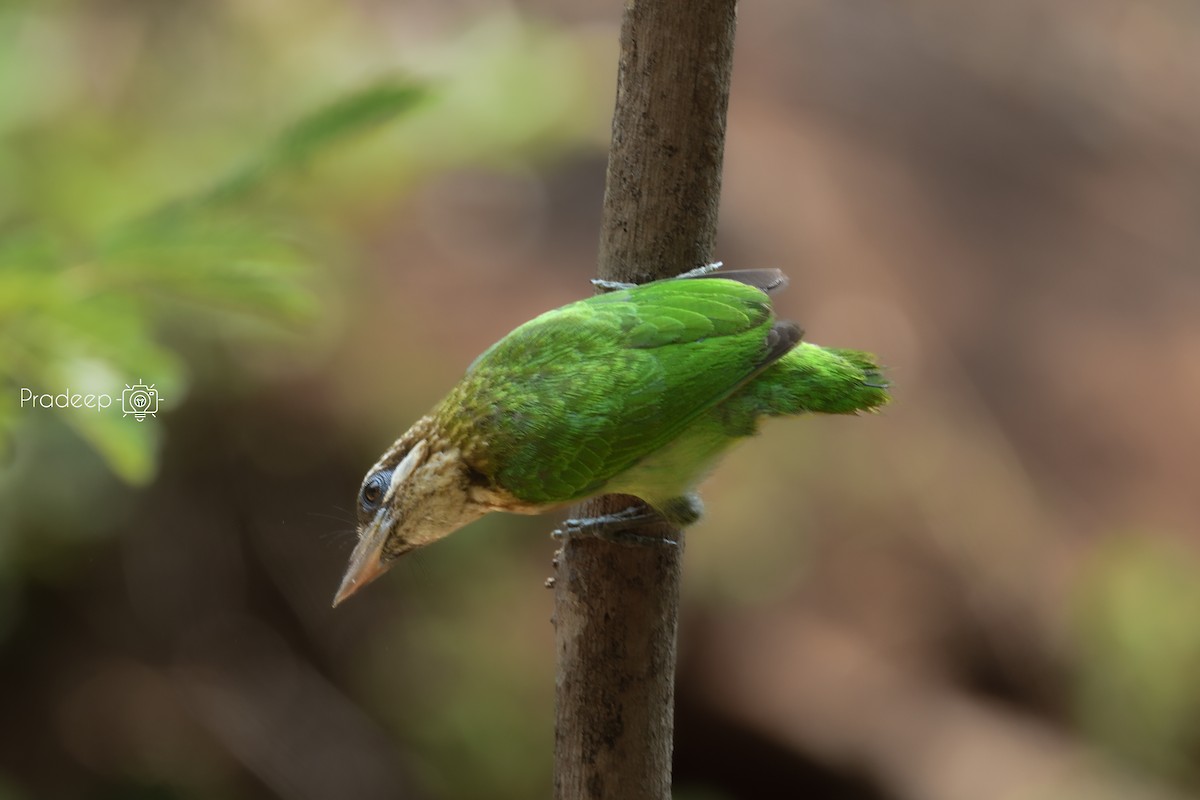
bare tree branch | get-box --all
[553,2,738,798]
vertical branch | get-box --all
[553,2,738,799]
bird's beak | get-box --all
[332,516,391,607]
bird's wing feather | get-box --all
[441,278,795,505]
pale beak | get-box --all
[332,517,390,607]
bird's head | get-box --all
[333,434,488,606]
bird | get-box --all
[334,265,888,605]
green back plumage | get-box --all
[437,277,784,505]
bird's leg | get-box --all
[673,261,723,279]
[591,278,637,291]
[552,503,680,547]
[591,262,724,292]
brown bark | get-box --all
[552,2,738,799]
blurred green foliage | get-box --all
[0,2,609,798]
[0,0,604,487]
[1073,535,1200,785]
[0,0,602,540]
[0,80,426,484]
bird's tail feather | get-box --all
[730,342,890,420]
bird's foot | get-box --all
[552,504,679,548]
[673,261,723,279]
[591,278,637,291]
[590,262,724,292]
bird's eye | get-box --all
[359,471,391,513]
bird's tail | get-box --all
[729,342,890,421]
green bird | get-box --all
[334,266,888,605]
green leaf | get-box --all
[273,81,428,165]
[203,79,428,205]
[97,212,319,332]
[64,407,161,486]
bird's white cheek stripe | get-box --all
[387,439,428,501]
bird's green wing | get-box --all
[438,277,795,505]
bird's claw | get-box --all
[590,262,724,293]
[674,261,723,279]
[551,506,679,548]
[591,278,637,291]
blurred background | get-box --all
[2,0,1199,798]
